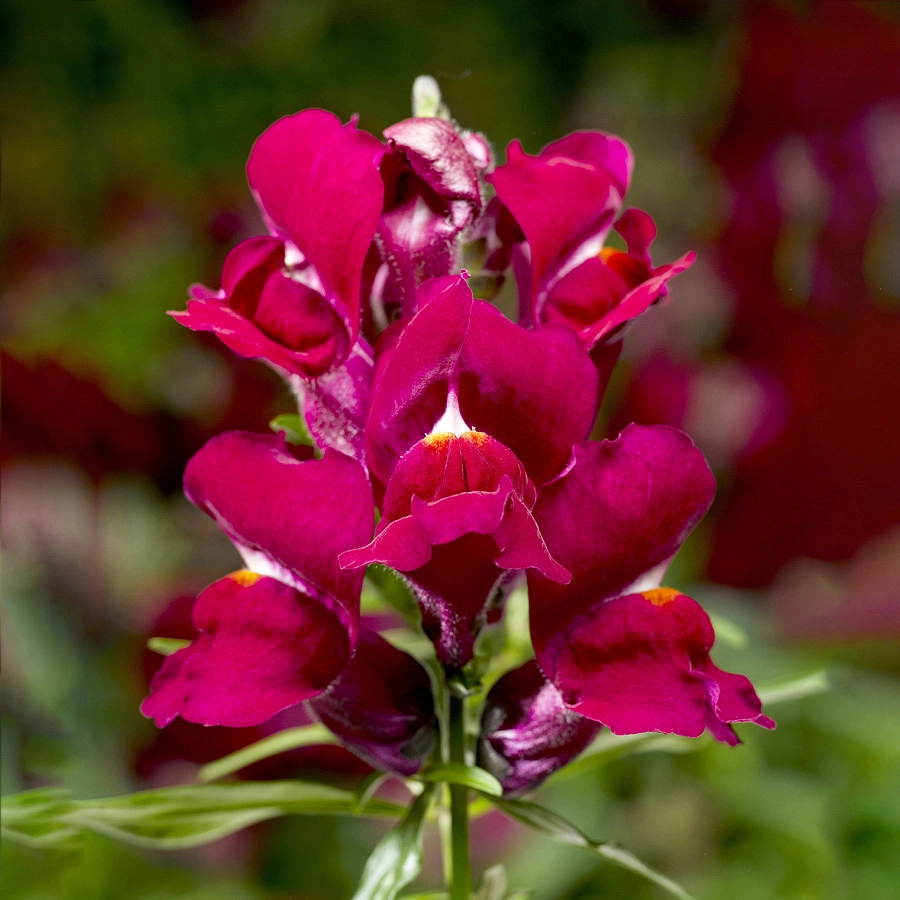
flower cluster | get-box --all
[143,81,773,795]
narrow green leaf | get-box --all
[757,670,829,705]
[0,787,73,821]
[1,780,405,851]
[418,762,503,797]
[0,788,80,848]
[146,636,191,656]
[550,731,707,783]
[474,864,508,900]
[65,807,280,850]
[494,797,697,900]
[355,772,390,813]
[198,724,336,782]
[351,784,436,900]
[1,820,82,849]
[269,413,315,447]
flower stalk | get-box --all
[447,685,471,900]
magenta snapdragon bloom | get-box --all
[373,117,488,322]
[528,424,775,745]
[142,431,437,775]
[173,110,385,379]
[145,89,775,806]
[341,273,596,666]
[488,133,694,353]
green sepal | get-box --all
[351,784,436,900]
[493,797,697,900]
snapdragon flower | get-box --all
[149,85,774,813]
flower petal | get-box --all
[365,275,599,489]
[309,627,438,776]
[376,119,482,311]
[478,659,601,795]
[529,423,716,665]
[246,109,385,344]
[184,432,374,638]
[488,133,631,299]
[548,589,774,742]
[172,237,350,377]
[288,339,375,461]
[343,470,565,666]
[583,252,696,347]
[141,572,351,728]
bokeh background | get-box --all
[3,0,899,897]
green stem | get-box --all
[447,688,471,900]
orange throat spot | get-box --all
[228,569,263,587]
[643,587,682,607]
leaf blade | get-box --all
[197,724,336,782]
[351,785,436,900]
[494,797,697,900]
[418,762,503,797]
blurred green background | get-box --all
[3,0,899,898]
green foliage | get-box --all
[198,725,337,783]
[493,796,696,900]
[2,782,405,851]
[351,785,435,900]
[418,763,502,798]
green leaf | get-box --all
[1,780,405,851]
[550,731,708,783]
[474,864,508,900]
[351,784,436,900]
[757,670,829,705]
[494,797,697,900]
[398,894,449,900]
[66,806,282,850]
[269,413,316,448]
[146,636,192,656]
[0,788,80,848]
[355,772,390,813]
[198,724,336,782]
[418,762,503,797]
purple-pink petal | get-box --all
[246,109,385,344]
[528,423,716,662]
[309,627,437,776]
[288,339,374,462]
[171,236,351,377]
[582,252,696,347]
[478,659,602,795]
[184,432,373,638]
[613,207,656,267]
[548,589,774,742]
[141,572,351,728]
[342,430,567,666]
[383,117,481,209]
[488,134,631,298]
[365,275,599,489]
